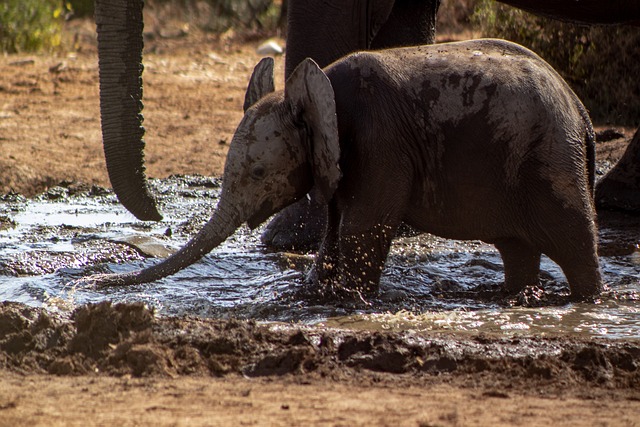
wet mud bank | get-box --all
[0,175,639,339]
[1,300,639,400]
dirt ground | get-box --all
[1,20,639,426]
[0,301,639,426]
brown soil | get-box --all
[0,20,639,426]
[1,301,639,426]
[0,20,277,196]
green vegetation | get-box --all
[0,0,70,53]
[474,1,640,125]
[149,0,280,33]
[0,0,279,54]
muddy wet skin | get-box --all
[0,174,638,341]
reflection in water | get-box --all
[323,301,640,339]
[0,176,638,339]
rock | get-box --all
[256,39,284,56]
[111,235,176,258]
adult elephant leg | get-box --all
[260,188,327,250]
[371,0,441,49]
[95,0,162,221]
[596,126,640,213]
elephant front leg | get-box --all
[313,202,399,299]
[312,199,341,293]
[337,221,398,296]
[316,160,411,299]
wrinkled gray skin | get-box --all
[262,0,441,249]
[262,0,640,249]
[82,39,602,300]
[94,0,440,224]
[497,0,639,25]
[492,1,640,217]
[94,0,639,248]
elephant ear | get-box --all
[243,57,275,112]
[285,58,340,203]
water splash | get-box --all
[0,176,638,339]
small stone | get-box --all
[256,39,284,56]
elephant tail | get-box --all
[575,100,596,198]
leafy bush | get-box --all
[473,1,640,125]
[0,0,70,53]
[437,0,480,36]
[148,0,278,33]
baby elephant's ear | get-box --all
[244,57,275,112]
[285,58,340,203]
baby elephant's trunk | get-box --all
[80,204,240,287]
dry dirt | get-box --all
[0,20,639,426]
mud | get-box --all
[0,174,638,341]
[1,301,639,399]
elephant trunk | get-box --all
[95,0,162,221]
[83,201,241,287]
[496,0,640,26]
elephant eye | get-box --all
[251,164,266,180]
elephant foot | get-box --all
[595,126,640,213]
[261,196,327,251]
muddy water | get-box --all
[0,176,638,339]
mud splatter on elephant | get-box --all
[81,39,602,300]
[93,0,639,251]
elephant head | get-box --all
[94,0,637,227]
[81,58,340,287]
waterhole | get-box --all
[0,176,638,339]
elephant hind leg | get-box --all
[543,241,602,300]
[494,238,541,294]
[534,209,602,299]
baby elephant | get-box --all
[83,39,602,299]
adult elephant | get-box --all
[264,0,640,248]
[264,0,443,249]
[95,0,640,241]
[497,0,640,26]
[94,0,441,223]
